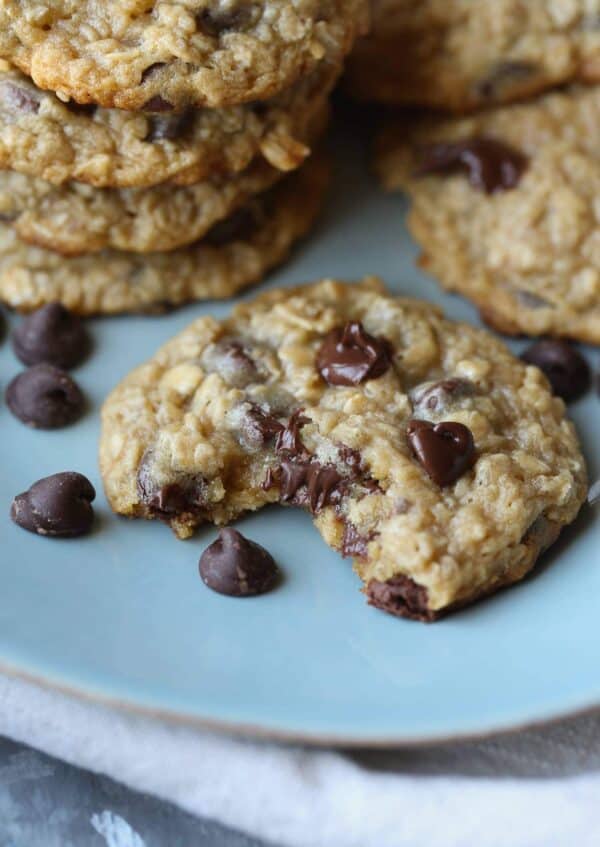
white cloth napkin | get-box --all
[2,671,600,847]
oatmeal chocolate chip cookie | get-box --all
[0,153,329,315]
[0,59,334,187]
[346,0,600,111]
[99,277,587,620]
[0,0,368,110]
[0,159,283,255]
[376,85,600,345]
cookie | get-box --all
[0,153,329,315]
[0,0,368,110]
[99,277,587,620]
[0,59,334,188]
[376,85,600,345]
[346,0,600,112]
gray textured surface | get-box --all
[0,737,273,847]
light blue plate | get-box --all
[0,126,598,745]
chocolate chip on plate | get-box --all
[11,472,96,537]
[407,419,476,487]
[415,136,528,193]
[521,340,591,402]
[12,303,90,369]
[6,363,85,429]
[316,321,392,386]
[199,528,279,597]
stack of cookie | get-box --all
[348,0,600,345]
[0,0,368,315]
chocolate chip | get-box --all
[415,137,528,194]
[197,6,259,36]
[242,405,284,447]
[199,527,278,597]
[142,95,174,113]
[203,339,262,388]
[316,322,393,386]
[275,410,310,455]
[12,303,90,369]
[141,63,166,82]
[410,378,475,414]
[277,460,344,513]
[11,472,95,537]
[366,575,435,622]
[144,110,194,142]
[0,81,40,114]
[137,458,207,520]
[6,364,85,429]
[521,340,591,402]
[476,61,537,101]
[516,290,552,310]
[406,419,476,486]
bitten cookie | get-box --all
[0,0,368,110]
[0,57,334,187]
[376,85,600,345]
[0,154,329,315]
[99,278,587,620]
[346,0,600,111]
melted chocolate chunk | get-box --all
[278,460,344,513]
[521,340,591,402]
[207,340,262,388]
[242,405,284,447]
[141,63,166,82]
[145,109,194,142]
[0,81,40,114]
[137,456,206,519]
[406,419,476,487]
[6,364,85,429]
[316,321,393,386]
[275,410,310,455]
[198,5,259,36]
[410,378,475,414]
[366,576,435,622]
[199,527,278,597]
[12,302,90,369]
[11,472,95,538]
[415,136,528,193]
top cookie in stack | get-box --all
[0,0,369,315]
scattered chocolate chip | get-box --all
[275,410,310,455]
[197,5,259,36]
[144,109,194,142]
[137,458,207,520]
[406,419,476,487]
[199,527,278,597]
[11,472,95,537]
[366,575,435,622]
[142,95,173,113]
[6,364,85,429]
[12,303,90,369]
[476,61,537,101]
[521,339,591,402]
[141,62,167,83]
[415,136,528,193]
[410,378,475,414]
[316,322,393,386]
[0,81,40,114]
[341,522,374,559]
